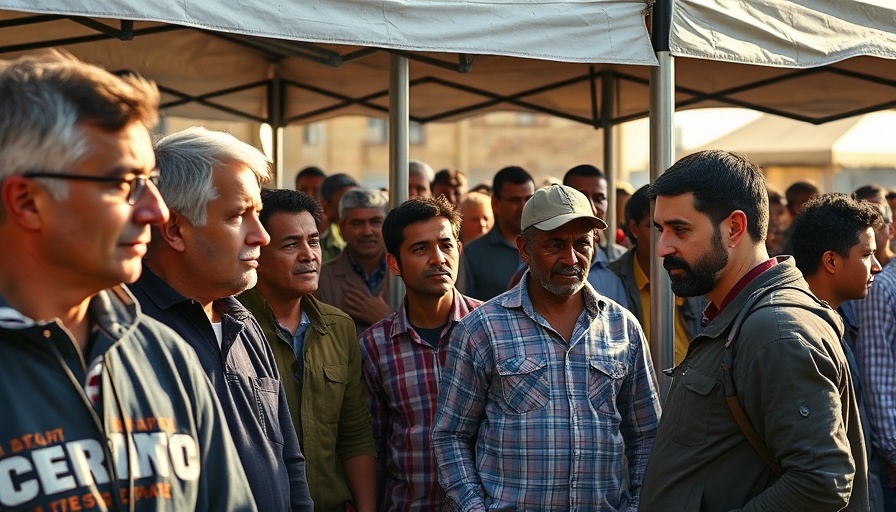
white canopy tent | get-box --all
[0,2,656,124]
[0,0,657,317]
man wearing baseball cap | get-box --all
[432,184,662,511]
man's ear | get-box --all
[516,234,530,265]
[386,252,401,277]
[2,176,45,231]
[821,250,839,274]
[724,210,749,247]
[156,210,187,252]
[627,218,639,243]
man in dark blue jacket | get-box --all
[0,52,256,511]
[130,126,313,511]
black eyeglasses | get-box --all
[22,170,160,205]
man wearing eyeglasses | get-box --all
[129,127,313,510]
[456,166,535,301]
[0,51,256,510]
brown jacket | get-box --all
[315,249,391,336]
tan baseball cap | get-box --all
[521,184,608,231]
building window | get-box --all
[366,118,426,145]
[410,121,425,145]
[367,118,388,144]
[516,112,537,126]
[303,123,324,145]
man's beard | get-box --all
[662,227,728,297]
[531,262,587,297]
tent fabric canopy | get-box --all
[0,0,657,63]
[0,3,655,126]
[670,0,896,67]
[1,1,894,128]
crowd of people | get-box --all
[2,50,894,512]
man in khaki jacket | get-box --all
[239,188,376,512]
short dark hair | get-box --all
[294,165,326,187]
[791,193,883,276]
[785,180,820,215]
[431,169,467,191]
[563,164,606,184]
[624,185,651,244]
[383,196,461,264]
[259,188,322,228]
[767,184,786,207]
[320,173,358,202]
[853,183,885,202]
[492,166,534,198]
[649,150,768,243]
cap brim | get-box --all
[531,213,608,231]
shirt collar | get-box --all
[347,250,387,278]
[703,257,778,324]
[136,265,251,322]
[0,294,35,328]
[633,256,649,292]
[391,288,470,339]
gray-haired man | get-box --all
[316,187,393,335]
[129,126,313,511]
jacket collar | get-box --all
[0,285,139,335]
[698,256,804,339]
[240,287,334,340]
[135,265,251,322]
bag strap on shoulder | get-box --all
[720,285,815,477]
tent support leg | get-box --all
[267,63,285,188]
[388,53,409,310]
[650,0,676,396]
[602,71,617,241]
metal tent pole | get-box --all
[649,0,676,395]
[387,53,409,310]
[602,71,617,241]
[267,63,285,188]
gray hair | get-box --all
[339,187,388,219]
[0,50,159,202]
[409,159,434,183]
[153,126,271,225]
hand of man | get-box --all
[342,288,390,325]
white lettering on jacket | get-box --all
[0,433,199,507]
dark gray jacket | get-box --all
[0,286,256,511]
[130,268,313,511]
[640,257,868,511]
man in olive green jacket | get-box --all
[239,188,376,512]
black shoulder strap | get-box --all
[720,285,817,477]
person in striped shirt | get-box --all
[360,196,482,511]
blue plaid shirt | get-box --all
[348,251,388,293]
[431,272,662,511]
[856,260,896,466]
